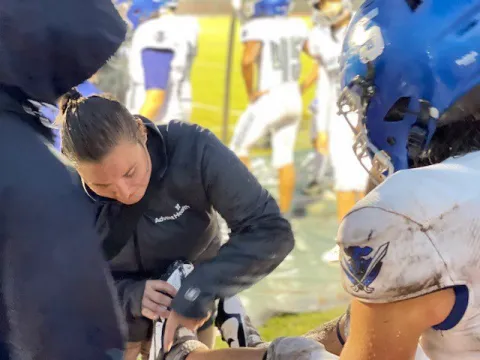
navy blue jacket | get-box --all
[0,0,127,358]
[92,121,295,325]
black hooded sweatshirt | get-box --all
[91,121,295,339]
[0,0,127,359]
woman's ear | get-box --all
[135,116,148,145]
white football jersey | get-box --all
[308,24,347,89]
[127,14,198,124]
[309,24,349,134]
[241,17,308,92]
[338,151,480,359]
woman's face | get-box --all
[77,138,152,205]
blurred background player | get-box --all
[300,94,335,198]
[229,0,309,215]
[125,0,199,124]
[305,0,368,263]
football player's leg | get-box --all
[185,337,327,360]
[272,119,300,214]
[196,324,216,349]
[140,339,152,360]
[314,101,330,157]
[330,114,368,208]
[124,341,142,360]
[167,334,327,360]
[315,70,333,159]
[229,101,270,168]
[309,98,318,151]
[323,110,369,263]
[315,86,333,182]
[303,100,321,195]
[196,303,218,349]
[304,81,334,196]
[179,81,193,123]
[158,96,184,125]
[126,317,154,360]
[270,85,302,214]
[180,98,192,123]
[304,306,350,356]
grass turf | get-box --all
[214,307,345,349]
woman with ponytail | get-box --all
[58,89,295,359]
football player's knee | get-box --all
[164,326,208,360]
[331,156,368,192]
[165,340,208,360]
[265,337,327,360]
[272,154,293,169]
[272,148,294,169]
[334,176,367,193]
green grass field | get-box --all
[215,307,345,349]
[190,16,317,150]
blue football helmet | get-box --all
[115,0,177,29]
[338,0,480,184]
[245,0,292,17]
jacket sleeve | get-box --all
[171,127,295,319]
[113,277,146,319]
[2,176,126,360]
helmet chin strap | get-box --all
[407,100,439,162]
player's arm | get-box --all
[342,290,454,360]
[304,312,348,356]
[139,48,174,120]
[338,199,458,360]
[241,40,262,102]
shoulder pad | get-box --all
[338,203,454,303]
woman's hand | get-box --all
[141,280,177,320]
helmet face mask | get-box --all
[337,70,393,185]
